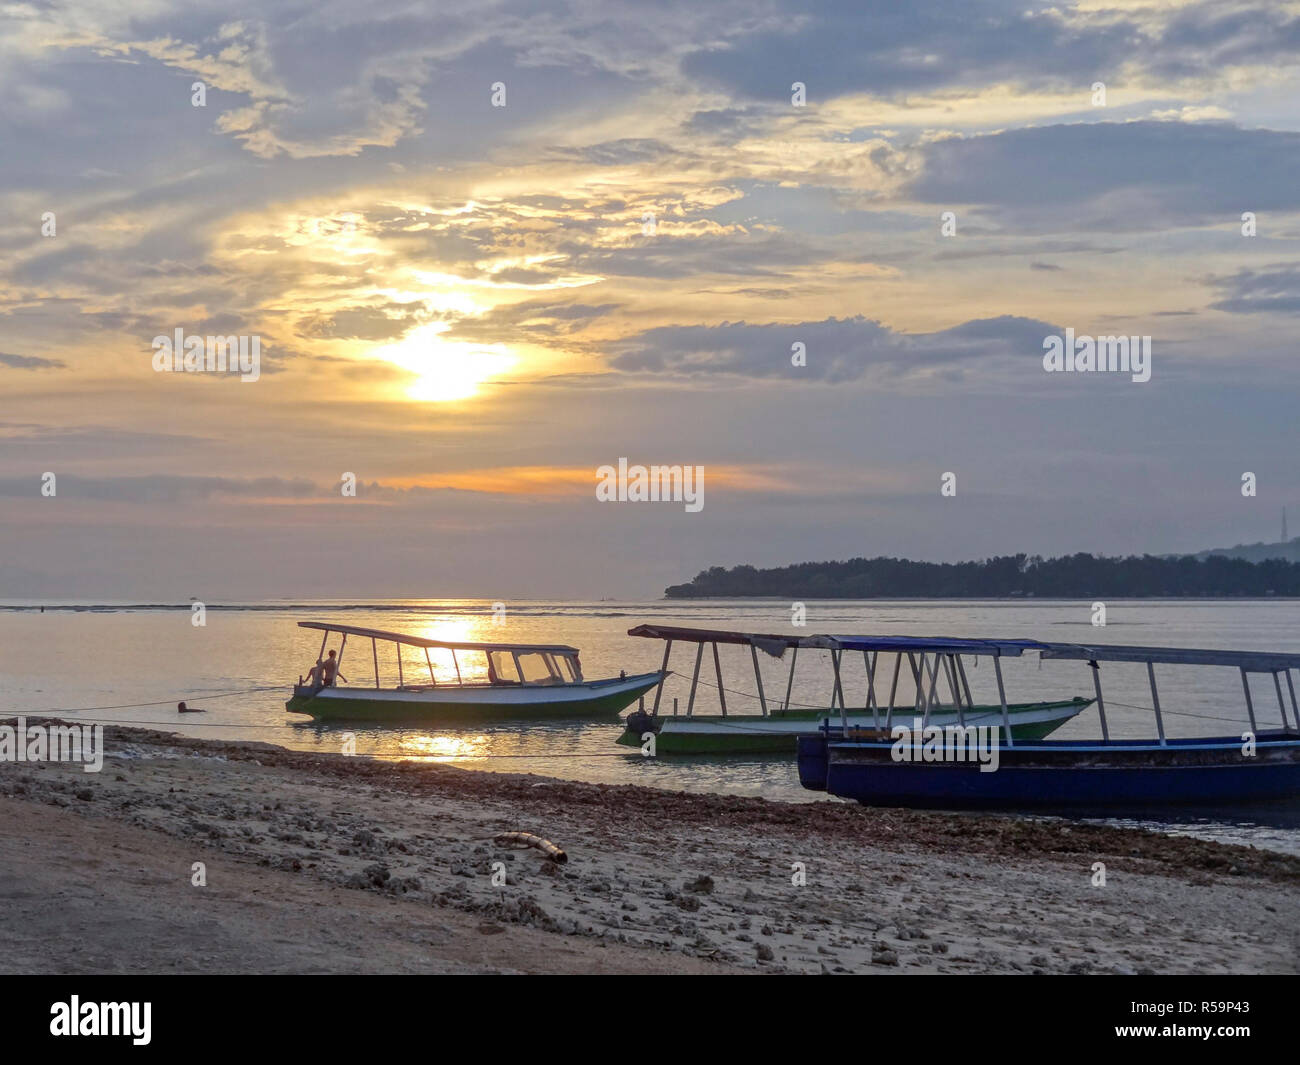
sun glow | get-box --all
[372,323,515,402]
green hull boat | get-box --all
[618,697,1093,755]
[286,620,662,724]
[289,671,663,723]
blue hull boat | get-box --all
[797,731,1300,807]
[790,633,1300,808]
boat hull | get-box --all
[286,671,664,723]
[797,730,1300,807]
[617,698,1091,755]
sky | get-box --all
[2,0,1300,599]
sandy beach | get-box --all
[1,720,1297,975]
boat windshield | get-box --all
[488,651,521,684]
[517,651,558,684]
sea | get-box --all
[2,597,1298,854]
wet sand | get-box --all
[1,723,1297,974]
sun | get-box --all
[373,323,515,402]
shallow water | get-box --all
[2,597,1298,853]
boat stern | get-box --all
[796,732,830,790]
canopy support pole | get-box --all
[828,649,845,712]
[922,653,941,727]
[1090,660,1109,740]
[396,643,403,689]
[944,654,964,726]
[1272,670,1288,730]
[318,630,329,664]
[1149,661,1167,746]
[909,650,930,717]
[864,651,880,730]
[651,639,672,716]
[452,649,461,685]
[750,643,769,718]
[372,638,379,689]
[1287,669,1299,732]
[831,649,848,728]
[956,655,974,710]
[783,646,798,712]
[885,653,902,730]
[994,654,1013,748]
[833,650,848,711]
[951,652,961,728]
[712,642,727,718]
[687,642,704,717]
[1240,667,1257,734]
[425,647,435,686]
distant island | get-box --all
[665,552,1300,599]
[1196,537,1300,564]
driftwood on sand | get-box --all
[495,831,568,863]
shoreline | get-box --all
[2,723,1298,974]
[6,595,1300,610]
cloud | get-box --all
[445,298,619,343]
[681,1,1300,103]
[0,474,317,503]
[681,2,1137,100]
[300,304,420,340]
[1208,265,1300,315]
[908,121,1300,230]
[0,351,65,370]
[609,314,1057,382]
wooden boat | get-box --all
[797,637,1300,807]
[617,626,1091,754]
[285,622,664,723]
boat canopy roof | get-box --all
[298,621,578,655]
[629,625,1043,657]
[824,634,1049,656]
[630,624,1300,671]
[627,624,834,655]
[1037,641,1300,672]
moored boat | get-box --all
[618,626,1091,754]
[797,638,1300,807]
[286,622,663,723]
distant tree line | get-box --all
[664,553,1300,598]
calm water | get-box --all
[2,598,1299,852]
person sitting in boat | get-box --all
[319,649,347,688]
